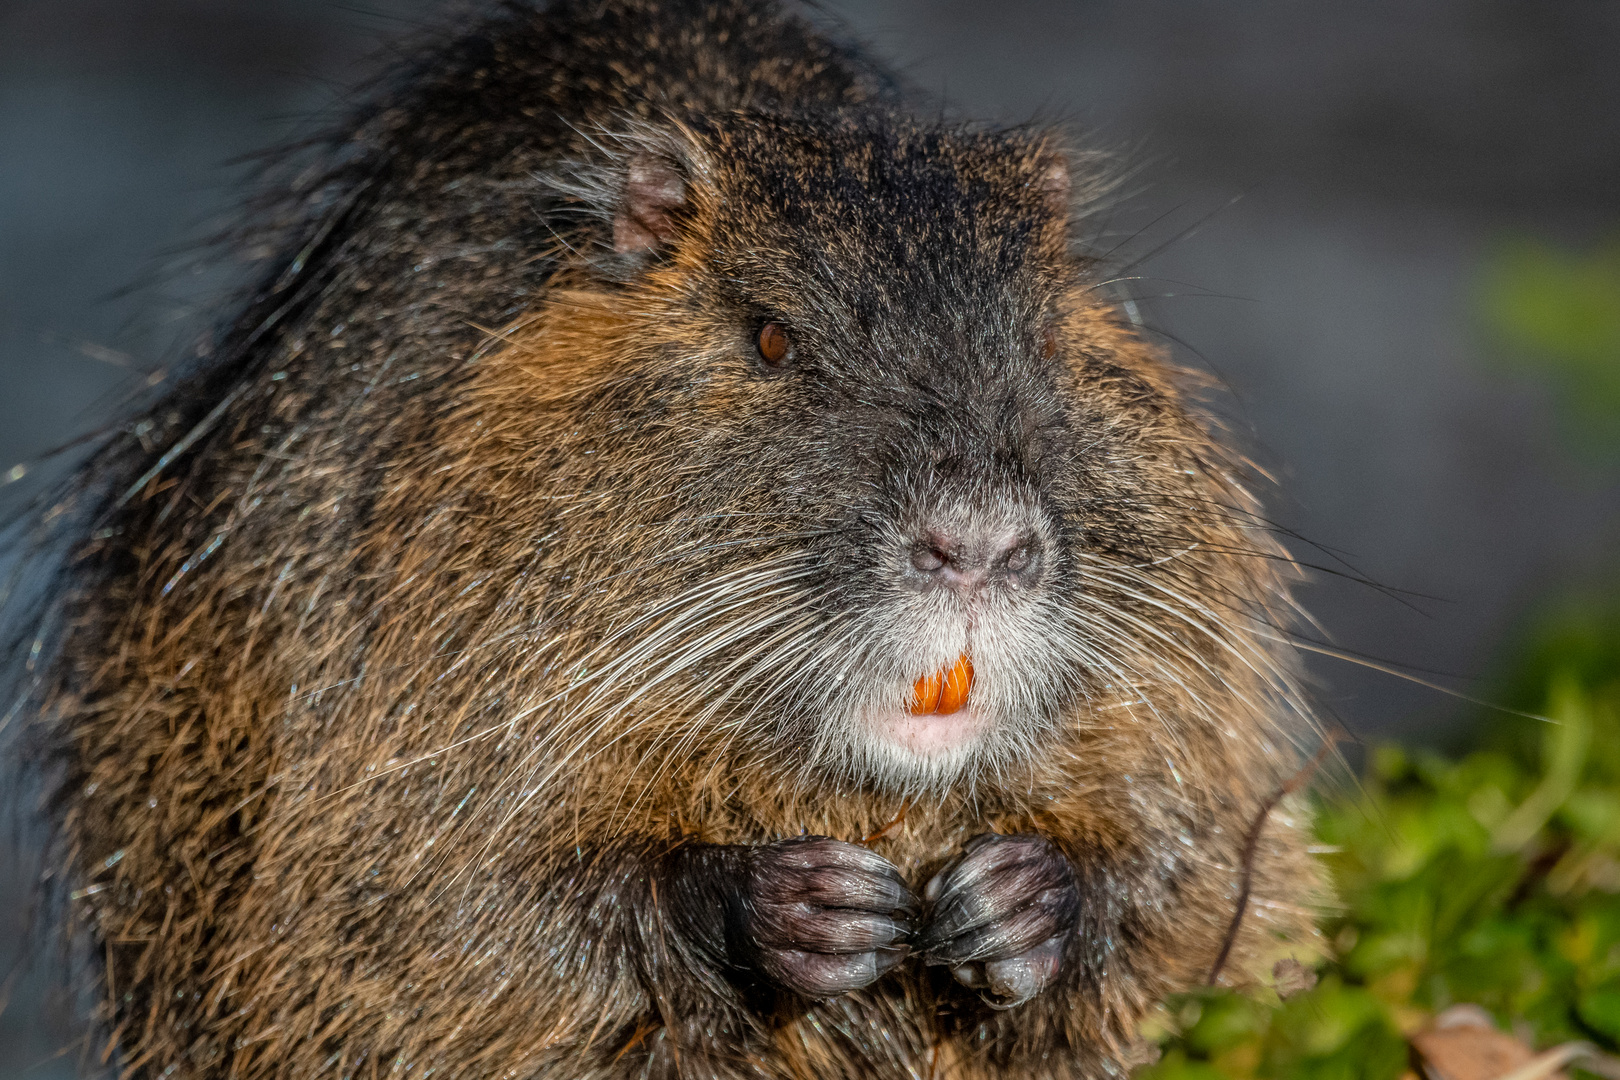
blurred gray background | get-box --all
[2,0,1618,1074]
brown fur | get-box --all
[29,2,1324,1077]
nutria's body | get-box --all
[27,1,1321,1076]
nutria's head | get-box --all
[473,111,1270,795]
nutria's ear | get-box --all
[1036,157,1071,217]
[614,152,688,255]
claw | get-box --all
[983,935,1065,1007]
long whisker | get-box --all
[425,559,821,893]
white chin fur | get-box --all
[805,701,1009,795]
[864,708,989,786]
[874,707,989,756]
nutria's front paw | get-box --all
[919,833,1079,1008]
[733,836,915,1000]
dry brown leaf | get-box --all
[1409,1007,1568,1080]
[1273,957,1319,1000]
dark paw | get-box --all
[734,836,916,1000]
[918,832,1079,1008]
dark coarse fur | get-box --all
[18,1,1325,1077]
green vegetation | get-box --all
[1480,235,1620,453]
[1143,655,1620,1080]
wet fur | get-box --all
[27,1,1322,1076]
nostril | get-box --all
[994,533,1043,579]
[910,544,948,573]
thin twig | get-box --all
[860,801,910,846]
[1207,739,1336,985]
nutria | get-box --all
[16,0,1324,1076]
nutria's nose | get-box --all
[907,526,1043,595]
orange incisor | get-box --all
[910,655,973,716]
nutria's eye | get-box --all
[756,322,793,367]
[1041,325,1060,360]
